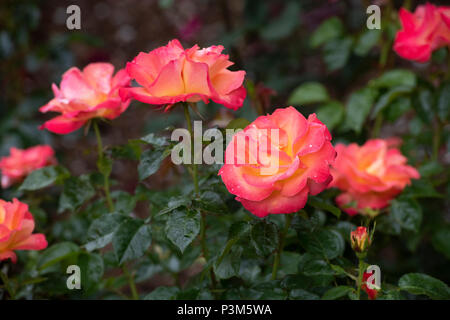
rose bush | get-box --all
[0,0,449,302]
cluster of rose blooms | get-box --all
[0,3,448,270]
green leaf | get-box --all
[307,196,341,218]
[310,17,344,48]
[84,213,129,251]
[261,2,300,41]
[322,286,353,300]
[58,175,95,213]
[370,85,414,119]
[140,133,168,147]
[77,252,104,292]
[144,286,180,300]
[390,198,422,233]
[354,29,381,56]
[298,228,345,260]
[288,82,329,105]
[323,37,353,71]
[298,254,334,276]
[217,221,251,266]
[250,220,279,256]
[290,289,320,300]
[138,147,170,180]
[226,118,251,130]
[413,88,435,123]
[194,191,228,214]
[369,69,417,89]
[432,226,450,260]
[156,196,191,217]
[214,246,243,279]
[112,191,137,214]
[342,87,378,133]
[165,209,200,253]
[19,166,69,191]
[316,101,344,130]
[38,242,80,270]
[112,219,152,264]
[399,273,450,299]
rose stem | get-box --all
[92,120,114,212]
[271,214,293,280]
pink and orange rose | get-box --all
[394,3,450,63]
[329,139,420,216]
[39,62,131,134]
[0,198,48,263]
[219,107,336,217]
[120,39,246,111]
[0,145,56,189]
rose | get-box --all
[329,139,420,216]
[219,106,336,217]
[0,198,48,262]
[350,226,371,253]
[119,39,246,111]
[0,145,56,189]
[39,62,131,134]
[393,3,450,63]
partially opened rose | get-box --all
[0,198,48,262]
[0,145,56,189]
[219,107,336,217]
[329,139,420,216]
[40,62,131,134]
[120,39,246,111]
[393,3,450,63]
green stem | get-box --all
[356,257,364,300]
[93,120,114,212]
[183,104,199,195]
[122,265,139,300]
[271,214,293,280]
[371,113,383,138]
[0,269,15,299]
[432,120,441,160]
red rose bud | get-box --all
[362,271,380,300]
[351,226,371,253]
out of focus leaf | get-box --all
[369,69,416,89]
[261,1,300,41]
[316,101,344,130]
[354,29,381,56]
[288,82,329,105]
[342,87,378,133]
[310,17,344,48]
[432,226,450,260]
[323,37,353,71]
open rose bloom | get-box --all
[40,63,131,134]
[0,145,56,189]
[329,139,420,216]
[219,107,336,217]
[120,39,246,110]
[394,3,450,63]
[0,198,48,262]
